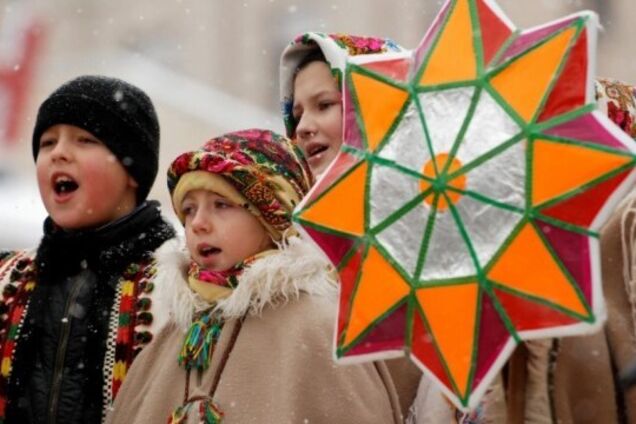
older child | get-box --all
[106,129,415,423]
[0,75,175,423]
[280,32,422,417]
[280,32,407,177]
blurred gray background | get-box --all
[0,0,632,248]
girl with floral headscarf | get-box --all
[106,129,414,424]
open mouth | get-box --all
[307,143,329,158]
[199,245,222,257]
[53,175,79,195]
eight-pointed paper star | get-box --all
[293,0,636,410]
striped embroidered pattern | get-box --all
[107,259,157,401]
[0,254,35,421]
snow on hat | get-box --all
[168,129,313,240]
[279,32,407,137]
[32,75,160,203]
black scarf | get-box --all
[34,200,175,284]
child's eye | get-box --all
[292,108,303,122]
[79,136,99,145]
[39,138,55,149]
[319,98,342,112]
[181,205,195,217]
[215,199,233,209]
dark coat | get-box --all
[0,201,175,423]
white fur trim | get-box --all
[214,235,337,318]
[153,237,211,332]
[153,235,337,332]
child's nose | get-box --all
[191,210,212,233]
[50,138,72,162]
[296,114,317,140]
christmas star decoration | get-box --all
[294,0,636,410]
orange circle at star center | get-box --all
[421,153,466,210]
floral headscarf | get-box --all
[167,129,313,239]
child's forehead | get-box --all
[293,62,339,95]
[183,188,227,201]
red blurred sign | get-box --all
[0,9,43,145]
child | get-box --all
[106,129,416,423]
[279,32,408,177]
[280,32,423,417]
[0,75,176,423]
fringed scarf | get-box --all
[172,250,275,423]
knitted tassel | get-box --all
[168,403,192,424]
[168,398,224,424]
[200,399,224,423]
[178,312,223,370]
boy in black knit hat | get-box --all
[0,75,175,423]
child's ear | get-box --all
[128,176,139,189]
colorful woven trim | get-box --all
[0,252,161,422]
[103,258,157,410]
[0,252,35,421]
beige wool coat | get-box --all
[106,237,420,424]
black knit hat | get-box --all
[32,75,160,203]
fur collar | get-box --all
[154,236,337,332]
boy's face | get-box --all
[182,189,273,271]
[36,124,138,230]
[292,60,343,177]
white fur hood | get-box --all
[153,236,338,332]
